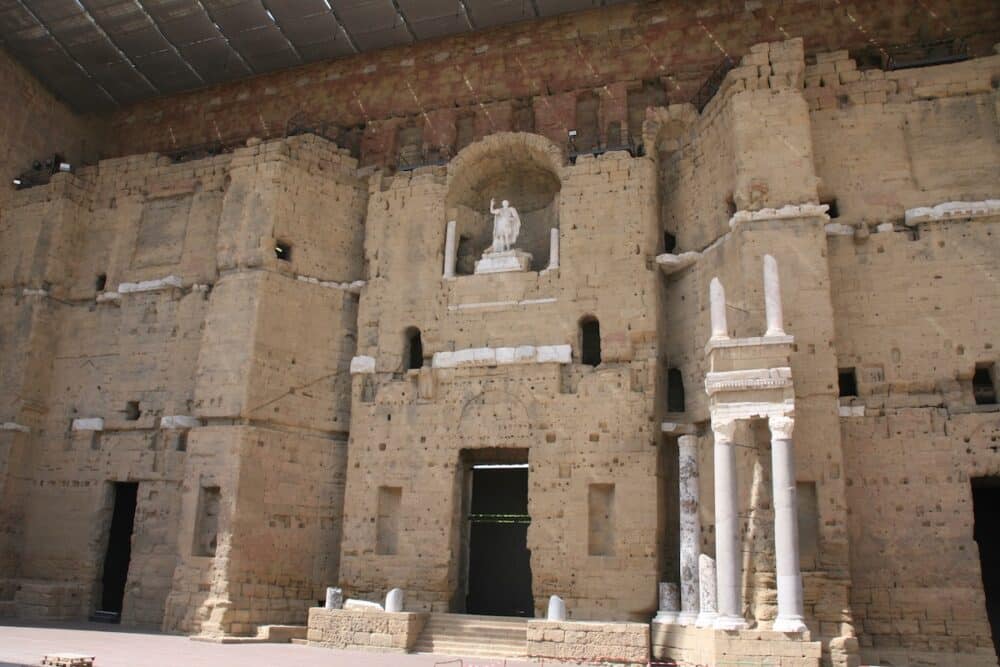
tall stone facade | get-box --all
[1,3,999,666]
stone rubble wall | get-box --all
[526,619,650,666]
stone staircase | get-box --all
[412,613,529,659]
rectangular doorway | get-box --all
[462,455,533,617]
[98,482,138,620]
[973,477,1000,659]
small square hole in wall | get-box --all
[125,401,141,421]
[95,273,107,291]
[974,362,997,405]
[275,240,292,262]
[823,199,840,219]
[838,368,858,397]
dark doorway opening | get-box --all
[98,482,138,620]
[464,460,533,617]
[973,477,1000,659]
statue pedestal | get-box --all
[474,249,532,275]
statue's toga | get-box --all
[489,198,521,253]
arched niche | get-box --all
[446,133,564,274]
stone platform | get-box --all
[474,249,532,274]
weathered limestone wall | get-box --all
[307,608,427,653]
[0,48,103,212]
[809,52,1000,226]
[105,1,1000,165]
[0,134,365,633]
[164,136,366,636]
[339,132,663,620]
[829,216,1000,666]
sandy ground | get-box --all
[0,621,537,667]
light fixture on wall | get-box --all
[58,162,72,172]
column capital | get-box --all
[769,414,794,440]
[677,433,699,451]
[711,419,737,443]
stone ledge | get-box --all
[655,251,699,276]
[526,619,650,666]
[729,204,830,229]
[652,623,822,666]
[432,344,571,369]
[71,418,104,432]
[306,607,426,654]
[118,275,182,294]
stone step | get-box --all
[412,643,527,658]
[413,613,528,660]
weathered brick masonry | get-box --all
[106,0,1000,166]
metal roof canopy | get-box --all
[0,0,629,112]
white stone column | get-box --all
[547,227,560,271]
[677,434,701,625]
[695,554,717,628]
[712,419,748,630]
[709,277,729,341]
[443,220,457,279]
[769,414,807,633]
[763,254,785,337]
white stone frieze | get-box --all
[432,344,571,369]
[904,199,1000,225]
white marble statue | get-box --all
[489,198,521,253]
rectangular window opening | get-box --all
[275,240,292,262]
[588,483,615,556]
[125,401,141,421]
[974,363,998,405]
[838,368,858,398]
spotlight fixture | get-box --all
[58,162,72,173]
[568,129,578,138]
[12,178,22,188]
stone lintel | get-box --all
[708,401,794,430]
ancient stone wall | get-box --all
[0,48,104,212]
[0,134,365,633]
[339,132,663,619]
[829,216,1000,665]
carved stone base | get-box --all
[474,249,532,275]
